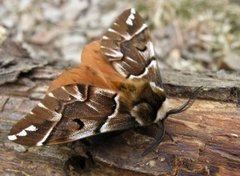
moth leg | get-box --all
[142,121,165,156]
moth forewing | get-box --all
[100,9,158,81]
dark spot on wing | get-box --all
[73,119,84,130]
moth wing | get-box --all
[48,41,125,93]
[8,83,137,146]
[101,8,162,87]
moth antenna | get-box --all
[164,86,203,119]
[142,87,203,156]
[142,122,165,157]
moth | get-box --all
[8,8,195,155]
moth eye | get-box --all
[73,119,84,130]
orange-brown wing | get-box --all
[48,40,125,92]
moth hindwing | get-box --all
[9,9,191,156]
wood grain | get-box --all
[0,66,239,175]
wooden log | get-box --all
[0,66,239,176]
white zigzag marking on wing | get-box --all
[69,120,98,141]
[135,23,148,35]
[38,102,62,121]
[113,62,127,77]
[8,135,17,141]
[108,28,120,35]
[122,60,132,69]
[125,56,138,64]
[129,60,156,79]
[131,8,136,14]
[8,125,38,141]
[102,35,109,40]
[9,101,62,145]
[105,49,123,58]
[48,92,55,98]
[126,8,136,26]
[100,95,120,132]
[36,125,55,146]
[103,11,147,42]
[16,130,27,136]
[86,102,99,112]
[113,22,119,26]
[147,41,155,58]
[25,125,38,131]
[62,86,85,101]
[95,88,115,96]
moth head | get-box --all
[154,87,200,123]
[147,82,170,123]
[130,82,167,125]
[149,82,185,123]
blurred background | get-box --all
[0,0,240,72]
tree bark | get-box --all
[0,65,239,176]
